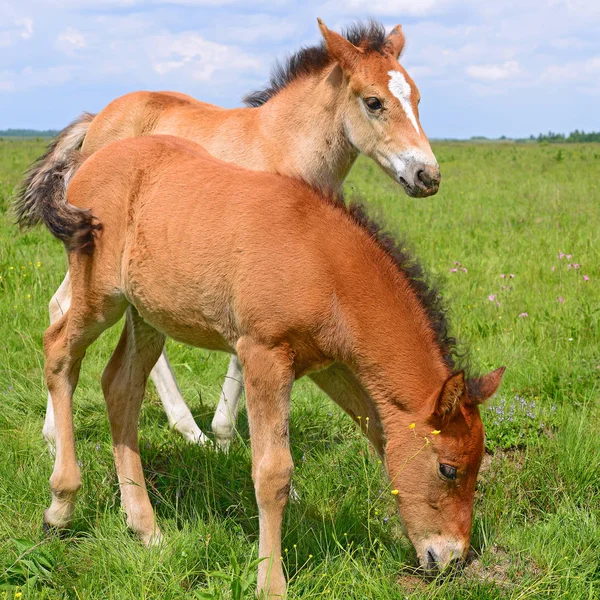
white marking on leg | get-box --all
[388,70,420,135]
[44,272,72,451]
[150,349,209,444]
[212,355,244,451]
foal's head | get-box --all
[385,367,505,574]
[318,20,440,197]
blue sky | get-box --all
[1,0,599,137]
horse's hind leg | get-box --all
[47,273,209,448]
[43,272,71,450]
[211,355,244,451]
[43,289,125,530]
[102,307,165,545]
[150,349,209,445]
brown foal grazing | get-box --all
[16,19,441,450]
[31,135,503,597]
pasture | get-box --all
[0,138,599,598]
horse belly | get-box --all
[124,252,236,353]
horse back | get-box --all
[68,136,340,358]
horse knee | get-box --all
[254,449,294,507]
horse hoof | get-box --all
[42,520,68,539]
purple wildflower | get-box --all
[450,268,458,272]
[557,296,565,303]
[583,275,590,282]
[518,312,528,318]
[488,294,496,302]
[500,274,506,279]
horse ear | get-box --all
[384,25,405,59]
[433,371,465,419]
[467,367,506,405]
[317,18,362,71]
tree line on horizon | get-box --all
[0,128,59,138]
[1,128,599,143]
[531,130,600,143]
[469,130,600,143]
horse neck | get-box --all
[319,238,451,422]
[311,287,450,456]
[254,69,359,189]
[309,364,386,456]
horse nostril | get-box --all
[417,168,440,189]
[417,169,429,187]
[426,548,439,570]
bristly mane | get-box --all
[313,186,468,376]
[244,20,387,108]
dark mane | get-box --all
[243,20,387,107]
[312,186,469,376]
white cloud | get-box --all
[215,14,298,44]
[0,65,77,92]
[466,60,523,81]
[149,31,261,81]
[541,56,600,83]
[57,27,86,53]
[0,17,34,46]
[322,0,456,17]
[17,18,33,39]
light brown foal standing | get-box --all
[20,135,503,597]
[16,20,441,450]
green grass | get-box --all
[0,138,599,599]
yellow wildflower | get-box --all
[408,423,415,429]
[391,489,399,495]
[431,430,441,435]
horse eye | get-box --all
[364,97,383,111]
[439,463,457,480]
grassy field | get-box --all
[0,138,599,599]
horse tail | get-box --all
[13,112,101,252]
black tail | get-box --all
[13,112,101,252]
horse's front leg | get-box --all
[237,338,295,599]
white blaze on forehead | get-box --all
[388,70,420,135]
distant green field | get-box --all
[1,138,599,599]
